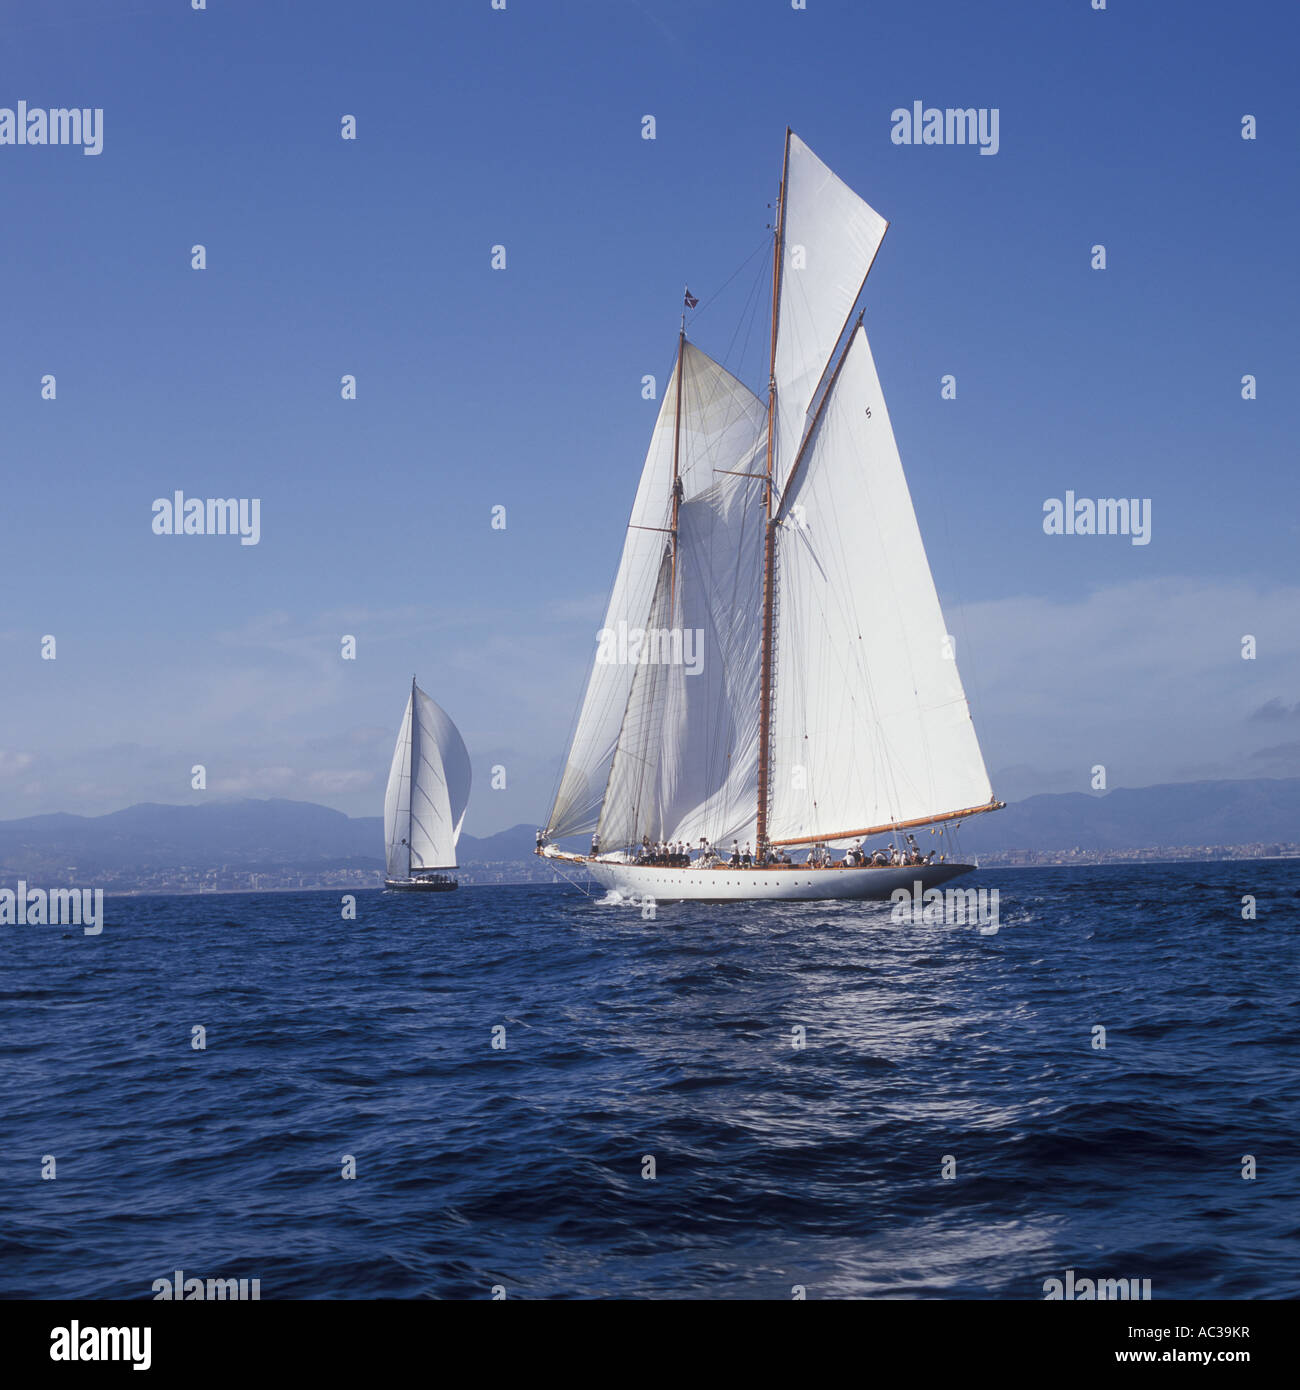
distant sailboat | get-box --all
[538,129,1003,902]
[383,678,471,892]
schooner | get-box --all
[538,131,1002,902]
[383,678,471,891]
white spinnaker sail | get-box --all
[766,325,993,843]
[551,342,767,848]
[383,684,471,874]
[773,133,888,497]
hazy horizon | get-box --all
[5,769,1299,836]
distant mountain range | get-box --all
[0,778,1295,881]
[957,777,1300,853]
[0,799,540,873]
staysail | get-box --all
[384,682,472,875]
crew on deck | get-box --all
[620,833,948,871]
[633,837,691,868]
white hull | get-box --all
[573,856,976,903]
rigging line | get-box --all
[690,235,771,324]
[546,858,597,897]
[720,248,769,385]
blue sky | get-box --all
[2,0,1298,833]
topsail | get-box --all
[772,133,888,497]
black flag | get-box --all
[684,289,699,308]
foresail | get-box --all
[545,354,681,840]
[766,326,993,843]
[773,133,888,497]
[597,548,677,849]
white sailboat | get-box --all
[538,130,1003,903]
[383,678,471,892]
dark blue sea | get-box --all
[2,861,1297,1300]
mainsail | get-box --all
[546,130,998,854]
[384,681,471,875]
[766,326,992,842]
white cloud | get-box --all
[955,575,1300,798]
[4,578,1297,832]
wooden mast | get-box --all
[669,303,686,608]
[755,128,790,854]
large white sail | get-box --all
[773,133,888,496]
[654,454,765,848]
[550,342,767,848]
[597,547,678,849]
[384,683,471,874]
[546,368,679,840]
[766,325,993,843]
